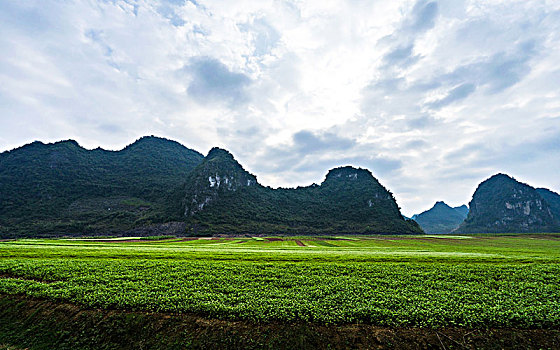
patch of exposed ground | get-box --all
[0,295,558,350]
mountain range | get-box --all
[2,136,559,237]
[412,174,560,234]
[0,136,421,237]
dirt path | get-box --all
[295,240,306,247]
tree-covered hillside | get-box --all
[456,174,560,233]
[182,148,422,235]
[536,188,560,219]
[0,136,204,236]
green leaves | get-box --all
[0,236,559,328]
[0,137,204,237]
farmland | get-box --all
[1,235,560,349]
[1,235,560,327]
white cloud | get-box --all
[0,0,559,216]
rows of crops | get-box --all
[0,235,559,328]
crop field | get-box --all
[0,235,559,328]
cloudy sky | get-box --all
[1,0,559,216]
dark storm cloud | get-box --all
[187,57,252,105]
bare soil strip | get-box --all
[295,240,306,247]
[179,237,200,241]
[0,295,558,350]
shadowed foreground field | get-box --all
[1,235,560,349]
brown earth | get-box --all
[87,239,174,243]
[0,295,559,350]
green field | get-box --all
[1,235,559,328]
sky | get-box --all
[1,0,559,216]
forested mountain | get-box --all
[6,137,559,237]
[0,136,203,236]
[182,148,422,235]
[456,174,560,233]
[0,138,421,237]
[412,202,468,233]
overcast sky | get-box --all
[1,0,559,216]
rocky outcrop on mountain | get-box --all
[455,174,560,233]
[183,147,257,217]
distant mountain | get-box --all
[412,201,468,233]
[455,174,560,233]
[182,148,422,235]
[0,136,203,236]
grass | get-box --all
[0,234,559,328]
